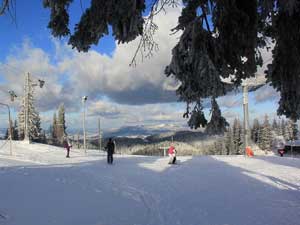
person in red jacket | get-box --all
[168,144,177,164]
[63,136,72,158]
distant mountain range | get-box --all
[66,123,190,139]
[104,125,174,138]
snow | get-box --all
[0,141,300,225]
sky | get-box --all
[0,1,281,134]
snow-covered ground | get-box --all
[0,141,300,225]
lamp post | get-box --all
[0,102,12,156]
[82,96,88,153]
[98,117,102,152]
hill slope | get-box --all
[0,141,299,225]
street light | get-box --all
[0,102,12,156]
[82,96,88,153]
[8,90,17,102]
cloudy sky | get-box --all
[0,1,280,134]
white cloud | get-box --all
[57,6,182,105]
[254,85,279,104]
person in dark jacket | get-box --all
[106,138,115,164]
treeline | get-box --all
[208,115,299,155]
[3,104,67,145]
[48,104,67,145]
[4,119,46,143]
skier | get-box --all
[63,135,72,158]
[106,138,115,164]
[168,144,176,164]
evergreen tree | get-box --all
[48,125,53,138]
[52,112,57,140]
[4,128,8,140]
[4,119,14,140]
[205,97,229,135]
[39,130,47,144]
[292,121,299,140]
[57,103,66,142]
[18,74,43,141]
[35,1,300,125]
[31,112,42,141]
[1,1,300,124]
[251,118,260,143]
[272,119,279,135]
[280,119,286,137]
[224,127,234,155]
[259,115,272,151]
[232,118,243,154]
[285,119,298,141]
[13,120,18,140]
[284,121,291,141]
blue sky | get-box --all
[0,1,281,134]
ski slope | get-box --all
[0,141,300,225]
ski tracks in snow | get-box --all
[81,166,167,225]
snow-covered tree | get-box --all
[18,75,42,141]
[205,97,229,135]
[272,119,279,135]
[259,115,272,151]
[13,119,18,140]
[280,119,286,137]
[2,1,299,126]
[56,103,66,142]
[4,119,18,140]
[52,112,57,140]
[224,127,234,155]
[232,118,243,154]
[285,119,298,141]
[251,118,260,143]
[40,1,300,127]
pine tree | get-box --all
[4,128,8,140]
[272,119,279,135]
[285,119,298,141]
[57,103,66,143]
[52,112,57,140]
[40,130,47,144]
[259,115,272,151]
[205,97,229,135]
[224,127,234,155]
[232,118,243,154]
[292,121,299,140]
[18,74,43,141]
[280,119,286,137]
[284,121,290,141]
[31,112,42,141]
[2,1,300,123]
[13,120,18,140]
[251,118,260,143]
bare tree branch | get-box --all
[0,0,9,15]
[130,0,180,66]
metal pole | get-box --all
[77,133,80,149]
[291,139,294,158]
[243,85,250,156]
[0,103,13,155]
[98,117,101,151]
[8,107,12,156]
[83,100,87,153]
[24,73,30,142]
